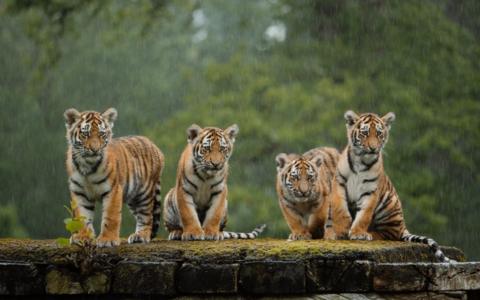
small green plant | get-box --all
[56,199,93,247]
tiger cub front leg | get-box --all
[97,186,123,247]
[308,197,331,239]
[349,192,379,241]
[203,189,227,240]
[127,192,154,244]
[330,184,352,239]
[280,201,311,240]
[177,187,204,240]
[70,192,95,245]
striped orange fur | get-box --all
[334,110,452,262]
[276,147,351,240]
[64,108,164,247]
[163,124,265,240]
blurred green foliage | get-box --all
[0,0,479,258]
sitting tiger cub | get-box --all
[163,124,266,241]
[64,108,164,247]
[275,147,351,240]
[334,110,452,262]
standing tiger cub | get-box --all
[163,124,266,241]
[335,110,452,262]
[276,147,351,240]
[64,108,164,247]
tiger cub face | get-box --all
[276,154,323,202]
[187,124,239,174]
[344,110,395,159]
[64,108,117,157]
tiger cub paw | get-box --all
[288,232,312,241]
[181,228,205,241]
[204,228,224,241]
[96,236,121,248]
[323,228,337,240]
[70,233,93,246]
[168,230,183,240]
[349,230,373,241]
[128,231,151,244]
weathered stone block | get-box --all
[45,268,83,295]
[239,261,305,294]
[373,263,430,292]
[112,261,176,295]
[0,262,44,295]
[45,267,110,295]
[176,263,239,294]
[429,262,480,291]
[82,272,110,294]
[307,260,372,292]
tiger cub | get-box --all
[64,108,164,247]
[163,124,266,240]
[275,147,351,240]
[335,110,452,262]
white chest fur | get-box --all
[345,172,378,207]
[194,179,224,209]
[338,153,378,209]
[69,168,111,202]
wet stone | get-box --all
[82,272,110,294]
[177,263,239,294]
[307,260,372,292]
[45,268,83,295]
[239,261,305,294]
[429,262,480,291]
[112,261,177,295]
[0,262,44,295]
[373,263,430,292]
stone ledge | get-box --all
[0,238,475,296]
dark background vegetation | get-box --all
[1,0,479,258]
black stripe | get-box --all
[192,160,205,181]
[73,190,88,200]
[134,194,152,208]
[70,178,83,189]
[347,147,356,174]
[73,157,81,172]
[92,170,112,185]
[86,155,103,175]
[210,178,224,189]
[183,174,198,190]
[100,190,111,201]
[324,150,336,165]
[362,157,379,171]
[209,190,222,202]
[363,176,378,183]
[375,219,402,228]
[376,209,401,223]
[338,172,348,183]
[182,187,194,197]
[379,228,397,240]
[359,191,374,200]
[374,193,391,213]
[80,204,95,211]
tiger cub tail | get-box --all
[223,224,267,239]
[150,180,162,239]
[402,231,454,263]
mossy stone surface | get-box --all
[0,238,465,264]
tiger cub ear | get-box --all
[187,124,202,143]
[275,153,290,172]
[102,108,118,128]
[225,124,239,143]
[64,108,80,128]
[382,112,396,129]
[344,110,359,128]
